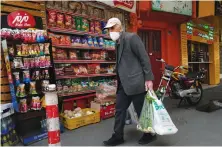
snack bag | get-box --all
[71,36,82,46]
[16,45,22,56]
[75,17,82,31]
[31,96,41,110]
[48,10,57,27]
[13,72,20,86]
[19,99,28,113]
[65,14,72,29]
[87,36,93,47]
[30,81,37,95]
[101,21,108,35]
[81,36,88,47]
[56,13,64,28]
[89,21,95,33]
[39,43,44,56]
[23,70,31,84]
[69,51,77,59]
[81,18,89,32]
[16,84,26,97]
[93,37,99,47]
[98,37,104,48]
[94,21,102,34]
[44,43,50,54]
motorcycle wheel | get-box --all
[186,84,203,105]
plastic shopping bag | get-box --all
[151,91,178,135]
[128,103,139,125]
[137,91,155,133]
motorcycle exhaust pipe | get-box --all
[178,88,200,98]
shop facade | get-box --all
[133,1,195,88]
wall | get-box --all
[198,1,215,18]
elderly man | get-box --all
[103,18,156,146]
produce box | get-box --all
[91,100,116,120]
[60,108,100,130]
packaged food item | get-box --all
[48,33,60,45]
[98,37,104,48]
[101,51,108,60]
[13,72,20,86]
[32,70,40,80]
[39,56,46,68]
[75,17,82,31]
[65,14,72,29]
[93,37,99,47]
[87,36,93,47]
[101,21,108,35]
[71,36,82,46]
[46,1,54,9]
[82,52,91,60]
[56,13,64,28]
[39,43,44,56]
[21,44,29,56]
[56,49,67,59]
[56,80,63,93]
[64,36,71,45]
[31,30,37,43]
[31,96,41,110]
[23,58,30,69]
[89,21,95,33]
[62,1,69,12]
[88,6,94,16]
[43,43,50,55]
[94,21,102,34]
[81,2,87,15]
[48,10,57,27]
[93,8,100,18]
[23,70,31,84]
[81,18,89,32]
[32,44,39,55]
[45,56,51,67]
[13,57,23,68]
[79,65,88,74]
[0,28,12,39]
[30,57,35,68]
[35,57,40,67]
[81,36,88,47]
[16,84,26,97]
[110,41,116,49]
[30,81,37,95]
[19,99,28,113]
[43,69,50,79]
[104,40,109,49]
[54,1,62,9]
[16,45,22,56]
[12,29,21,40]
[72,66,80,75]
[88,64,100,74]
[69,2,81,14]
[69,51,77,59]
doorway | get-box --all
[138,30,162,89]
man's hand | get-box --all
[145,80,153,91]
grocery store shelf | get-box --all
[52,45,114,51]
[48,27,110,39]
[47,8,107,22]
[58,90,96,97]
[54,59,116,64]
[63,93,96,102]
[56,73,116,80]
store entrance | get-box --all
[138,30,162,89]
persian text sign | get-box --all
[97,0,136,13]
[7,11,36,28]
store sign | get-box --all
[7,11,36,28]
[97,0,136,13]
[152,0,192,16]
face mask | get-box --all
[109,32,120,41]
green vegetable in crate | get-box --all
[137,92,155,133]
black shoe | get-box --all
[103,134,124,146]
[138,133,157,145]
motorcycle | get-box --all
[155,58,206,107]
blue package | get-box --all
[97,37,104,48]
[93,37,99,47]
[87,36,94,47]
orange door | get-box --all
[138,30,162,89]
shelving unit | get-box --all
[46,6,117,107]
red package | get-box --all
[90,21,95,33]
[48,10,57,27]
[65,15,72,29]
[56,13,64,28]
[48,33,60,45]
[65,36,71,45]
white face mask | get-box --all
[109,32,120,41]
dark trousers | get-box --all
[114,81,146,138]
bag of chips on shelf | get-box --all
[96,83,116,100]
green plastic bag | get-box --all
[137,91,155,133]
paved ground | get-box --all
[30,84,222,146]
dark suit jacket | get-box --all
[116,32,154,96]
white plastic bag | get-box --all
[150,90,178,135]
